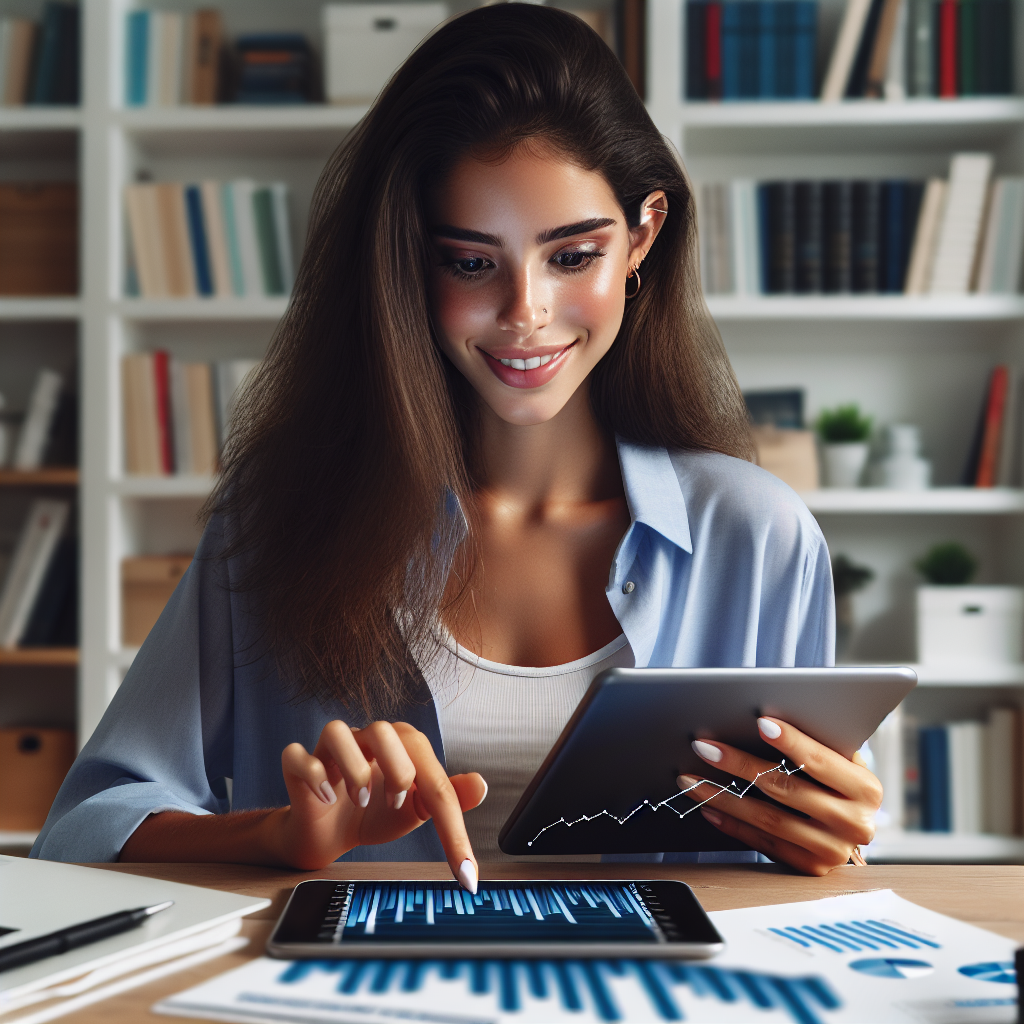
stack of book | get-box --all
[233,34,315,104]
[0,501,76,649]
[686,1,817,100]
[125,8,224,106]
[121,353,259,476]
[699,153,1024,295]
[124,180,294,300]
[961,365,1021,488]
[0,3,79,106]
[686,0,1014,102]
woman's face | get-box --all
[428,144,665,426]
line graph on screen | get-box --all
[526,760,805,847]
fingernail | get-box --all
[758,717,782,739]
[319,781,337,806]
[393,789,407,810]
[676,774,701,792]
[479,778,488,803]
[692,740,722,763]
[702,807,723,826]
[457,858,478,895]
[358,786,370,808]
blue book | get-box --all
[125,10,149,107]
[30,3,63,104]
[775,1,796,98]
[759,1,777,98]
[757,183,770,293]
[919,726,950,832]
[793,1,817,98]
[721,2,742,99]
[881,182,905,294]
[737,1,760,98]
[185,186,214,298]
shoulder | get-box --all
[668,449,825,554]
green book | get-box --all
[252,187,284,296]
[958,0,978,95]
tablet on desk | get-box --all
[498,666,916,857]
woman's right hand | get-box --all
[270,720,487,891]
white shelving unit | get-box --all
[647,0,1024,863]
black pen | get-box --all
[0,901,174,974]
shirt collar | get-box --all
[443,439,693,555]
[615,438,693,554]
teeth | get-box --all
[500,359,511,366]
[539,354,553,366]
[510,358,526,370]
[497,353,558,369]
[524,356,541,370]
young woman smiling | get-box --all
[32,4,880,883]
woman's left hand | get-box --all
[678,716,881,876]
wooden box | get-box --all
[752,426,819,492]
[0,727,76,830]
[122,555,193,647]
[0,183,78,295]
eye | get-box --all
[456,257,488,274]
[552,247,605,273]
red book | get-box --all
[705,3,722,100]
[152,350,174,475]
[976,364,1009,487]
[938,0,958,98]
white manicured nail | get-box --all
[692,740,722,763]
[758,718,782,739]
[393,790,407,810]
[457,858,478,895]
[358,786,370,808]
[676,774,701,792]
[479,778,488,803]
[319,781,337,805]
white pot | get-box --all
[821,442,870,488]
[868,455,932,490]
[916,585,1024,665]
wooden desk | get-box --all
[62,862,1022,1022]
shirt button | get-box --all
[622,581,635,594]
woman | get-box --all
[32,4,879,885]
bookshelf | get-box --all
[648,0,1024,862]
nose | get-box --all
[496,267,552,336]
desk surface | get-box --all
[62,862,1022,1022]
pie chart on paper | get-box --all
[849,958,934,979]
[958,962,1017,984]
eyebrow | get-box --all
[430,217,617,248]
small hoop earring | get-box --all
[625,269,641,299]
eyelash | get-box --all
[440,249,606,281]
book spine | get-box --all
[864,0,904,97]
[53,4,79,105]
[186,362,218,474]
[984,707,1018,835]
[794,181,823,293]
[758,0,777,99]
[958,0,978,94]
[169,358,192,476]
[5,20,36,105]
[824,180,853,293]
[909,0,934,95]
[996,367,1019,486]
[988,178,1024,293]
[919,725,950,832]
[765,181,796,293]
[705,2,723,99]
[220,183,246,297]
[686,1,707,99]
[948,721,984,834]
[184,184,213,297]
[904,177,946,293]
[821,0,874,100]
[21,535,74,646]
[721,1,741,99]
[883,0,908,98]
[13,369,62,471]
[152,350,174,475]
[853,180,882,292]
[187,10,222,105]
[793,2,817,98]
[200,181,233,298]
[845,0,887,96]
[29,2,60,104]
[975,363,1009,487]
[0,22,11,107]
[738,0,760,98]
[230,180,263,297]
[938,0,957,96]
[146,12,163,108]
[881,181,905,293]
[270,183,294,293]
[975,177,1005,292]
[930,152,993,295]
[252,187,284,296]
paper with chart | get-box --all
[153,888,1018,1024]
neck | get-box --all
[473,385,623,507]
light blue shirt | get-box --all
[32,442,834,864]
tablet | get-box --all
[498,666,916,857]
[266,878,724,959]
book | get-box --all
[617,0,647,98]
[157,12,184,106]
[1,19,36,106]
[125,10,149,106]
[919,724,950,831]
[974,363,1009,487]
[233,34,314,104]
[880,180,923,292]
[124,183,165,298]
[686,0,707,99]
[185,9,223,105]
[904,177,946,293]
[821,0,874,100]
[220,182,246,296]
[882,0,908,99]
[705,1,722,99]
[763,181,795,293]
[28,3,78,105]
[153,349,174,474]
[794,181,823,293]
[122,353,162,475]
[185,362,219,474]
[958,0,978,94]
[146,11,164,109]
[228,179,263,297]
[864,0,904,97]
[984,707,1019,836]
[0,500,70,648]
[155,182,196,297]
[13,369,62,471]
[184,184,214,297]
[930,152,992,294]
[995,369,1019,487]
[270,183,294,293]
[0,183,78,296]
[21,535,76,647]
[169,358,192,476]
[868,708,905,830]
[730,180,761,295]
[937,0,957,97]
[947,721,984,834]
[699,182,732,294]
[975,176,1024,294]
[976,0,1012,95]
[852,180,881,292]
[720,0,741,99]
[823,180,853,292]
[252,187,284,295]
[199,181,234,298]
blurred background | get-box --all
[0,0,1020,866]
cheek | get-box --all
[430,275,493,342]
[559,262,625,338]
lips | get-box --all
[481,343,575,389]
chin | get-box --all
[483,392,573,426]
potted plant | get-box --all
[915,542,1023,665]
[815,404,872,488]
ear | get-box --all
[626,191,668,275]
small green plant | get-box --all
[915,542,978,585]
[815,404,873,443]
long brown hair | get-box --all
[207,3,753,717]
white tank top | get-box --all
[415,630,635,861]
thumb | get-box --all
[449,773,488,812]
